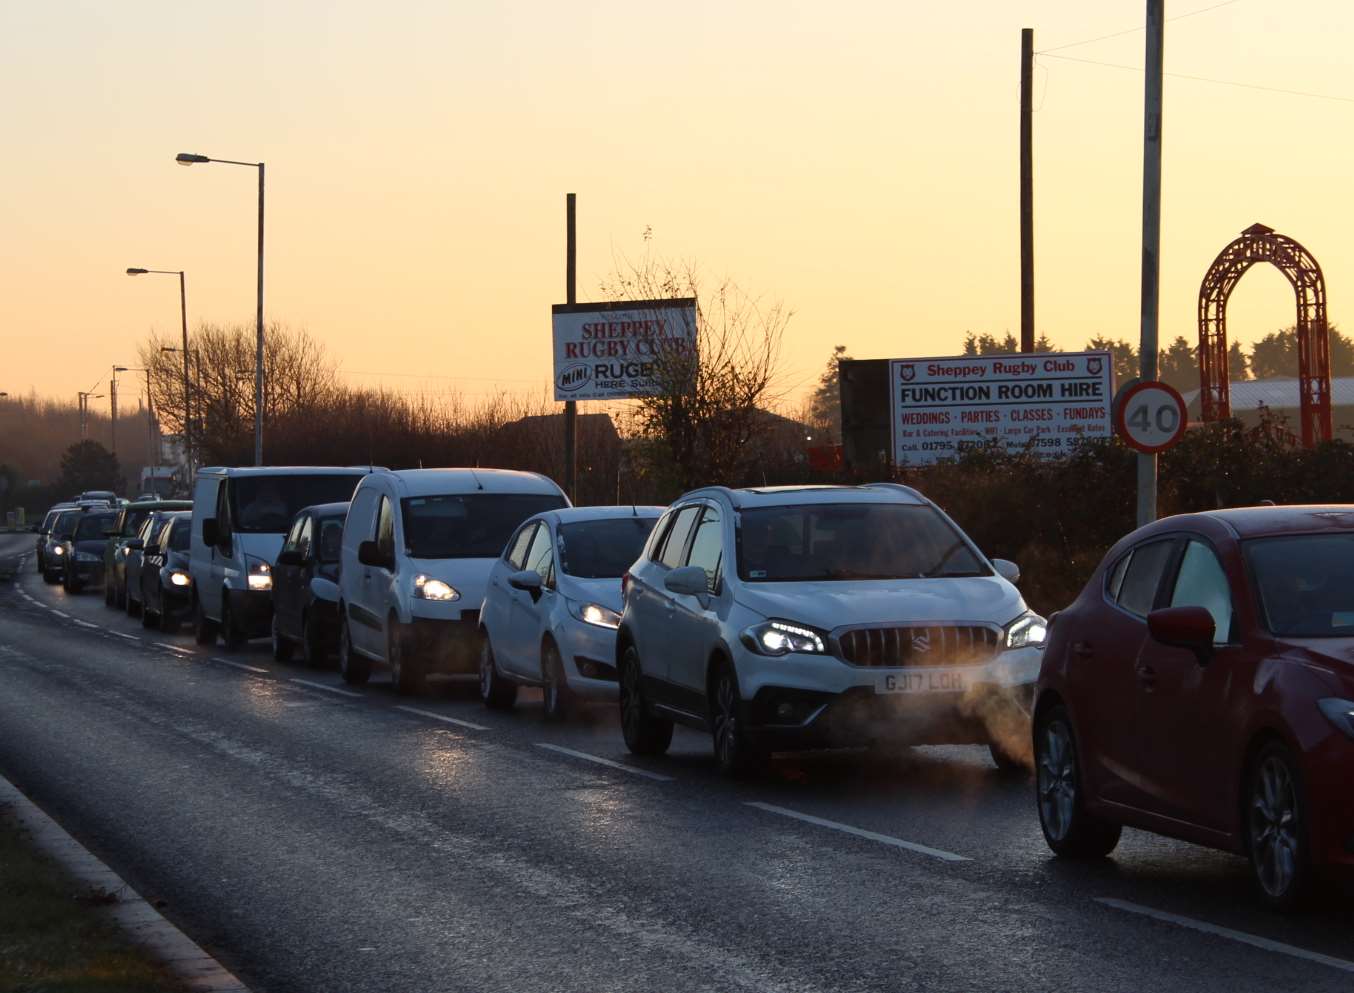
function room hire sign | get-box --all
[889,351,1113,466]
[551,298,697,402]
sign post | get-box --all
[564,193,577,501]
[1137,0,1166,526]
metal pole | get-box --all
[254,163,265,466]
[564,192,578,502]
[1020,28,1035,354]
[110,368,119,456]
[78,393,86,440]
[179,271,192,474]
[145,368,155,471]
[1136,0,1165,528]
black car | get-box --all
[125,510,182,618]
[271,501,348,666]
[105,500,192,609]
[40,509,83,583]
[60,511,118,593]
[139,513,193,633]
[34,506,74,575]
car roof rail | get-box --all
[676,485,740,508]
[863,481,928,502]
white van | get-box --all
[191,466,373,647]
[337,468,569,693]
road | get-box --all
[0,529,1351,992]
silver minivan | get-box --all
[190,466,372,648]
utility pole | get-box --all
[254,163,265,466]
[110,368,119,456]
[1137,0,1165,527]
[564,192,578,502]
[144,368,156,470]
[1020,27,1035,353]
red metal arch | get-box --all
[1198,222,1331,446]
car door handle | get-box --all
[1072,640,1094,658]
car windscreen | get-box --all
[53,511,82,537]
[231,475,364,534]
[316,514,345,563]
[1245,533,1354,637]
[169,519,191,552]
[401,494,567,559]
[124,508,152,536]
[737,503,989,582]
[558,517,660,578]
[75,514,115,541]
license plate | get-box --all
[878,670,968,694]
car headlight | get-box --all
[246,557,273,591]
[413,575,459,601]
[567,600,621,629]
[740,620,827,657]
[1005,611,1048,650]
[52,545,65,556]
[1318,698,1354,740]
[169,570,192,588]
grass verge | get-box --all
[0,801,188,993]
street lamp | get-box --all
[128,267,192,472]
[176,150,265,466]
[110,366,129,455]
[77,391,104,440]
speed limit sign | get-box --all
[1114,380,1188,453]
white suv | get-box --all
[616,484,1046,775]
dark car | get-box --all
[139,513,193,633]
[34,505,75,575]
[270,502,348,666]
[125,510,182,618]
[105,500,192,609]
[59,511,118,593]
[1034,504,1354,910]
[40,509,85,583]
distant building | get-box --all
[1181,378,1354,441]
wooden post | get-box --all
[564,193,578,502]
[1020,28,1035,353]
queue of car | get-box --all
[29,471,1354,910]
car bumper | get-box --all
[67,561,105,584]
[160,582,194,618]
[737,646,1041,749]
[230,588,274,638]
[407,614,481,673]
[1304,732,1354,868]
[556,620,621,700]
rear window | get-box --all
[75,514,115,540]
[1116,540,1175,616]
[231,475,364,534]
[558,517,660,578]
[401,494,567,559]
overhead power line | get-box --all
[1038,0,1245,54]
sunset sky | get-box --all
[2,0,1351,408]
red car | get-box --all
[1033,505,1354,910]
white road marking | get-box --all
[210,657,269,674]
[72,620,99,629]
[289,678,361,698]
[1096,898,1354,975]
[50,610,70,618]
[534,743,674,782]
[394,706,489,731]
[156,642,195,655]
[745,801,970,862]
[109,632,141,642]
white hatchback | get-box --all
[478,506,662,719]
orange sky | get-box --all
[2,1,1351,410]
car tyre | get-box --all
[301,610,329,669]
[158,592,180,634]
[1034,704,1121,858]
[479,637,517,710]
[141,596,159,628]
[271,613,295,662]
[390,619,422,696]
[541,641,571,722]
[42,567,60,585]
[338,615,371,686]
[711,659,765,777]
[618,645,673,756]
[1245,740,1313,912]
[193,596,219,645]
[219,593,246,650]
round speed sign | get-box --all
[1114,380,1188,454]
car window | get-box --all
[1116,540,1175,617]
[230,475,362,534]
[169,519,191,552]
[154,519,175,550]
[401,494,566,559]
[75,514,115,541]
[137,515,157,542]
[684,506,723,591]
[215,482,233,539]
[1169,540,1234,643]
[658,506,701,569]
[1105,554,1131,601]
[557,517,659,578]
[523,524,554,583]
[505,523,537,570]
[317,517,344,563]
[297,516,315,561]
[377,497,395,559]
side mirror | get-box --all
[201,518,219,547]
[358,540,391,569]
[127,539,144,551]
[1148,606,1215,664]
[508,569,544,600]
[277,549,304,568]
[992,559,1021,584]
[144,544,160,557]
[664,564,710,603]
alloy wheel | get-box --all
[713,671,739,768]
[1038,720,1077,843]
[1249,755,1300,899]
[620,654,643,740]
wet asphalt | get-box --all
[0,530,1352,992]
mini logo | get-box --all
[557,363,591,392]
[910,631,931,654]
[1087,356,1103,376]
[899,364,917,383]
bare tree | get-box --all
[601,255,790,492]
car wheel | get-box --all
[116,577,127,611]
[479,637,517,709]
[126,582,142,617]
[338,615,371,686]
[193,596,219,645]
[1246,741,1313,912]
[158,593,180,634]
[1034,704,1121,858]
[301,611,328,669]
[220,593,245,650]
[390,619,422,696]
[618,645,673,756]
[271,613,295,662]
[989,740,1029,777]
[104,579,115,607]
[141,597,159,628]
[541,641,571,722]
[42,568,59,585]
[711,660,764,777]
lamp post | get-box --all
[176,151,265,465]
[128,267,191,471]
[77,391,104,440]
[110,366,129,455]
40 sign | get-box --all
[551,298,697,402]
[1114,380,1188,454]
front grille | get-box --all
[835,625,1000,668]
